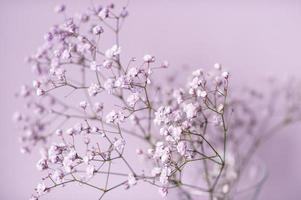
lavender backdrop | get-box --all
[0,0,301,199]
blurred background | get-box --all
[0,0,301,199]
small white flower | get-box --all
[98,8,108,19]
[126,92,140,107]
[54,4,66,13]
[197,90,207,98]
[55,129,63,136]
[143,54,155,63]
[115,75,129,88]
[103,78,115,94]
[159,166,171,185]
[127,67,139,77]
[183,103,198,119]
[36,158,48,171]
[88,83,101,96]
[86,164,95,177]
[103,60,113,69]
[222,184,230,194]
[177,141,187,156]
[90,61,100,71]
[222,71,229,79]
[114,138,126,152]
[52,170,64,183]
[66,128,76,136]
[92,25,103,35]
[217,104,224,113]
[94,102,103,113]
[79,101,88,110]
[192,68,204,77]
[173,89,184,104]
[127,173,137,186]
[105,45,121,59]
[151,167,161,176]
[159,187,168,198]
[36,182,47,196]
[61,49,71,60]
[36,88,45,96]
[214,63,222,70]
[106,110,125,125]
[32,80,41,88]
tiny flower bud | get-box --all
[36,88,45,96]
[143,54,155,63]
[54,4,66,13]
[214,63,222,70]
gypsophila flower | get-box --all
[36,88,45,96]
[106,110,125,124]
[79,101,88,110]
[159,166,171,185]
[52,170,64,183]
[90,61,100,71]
[214,63,222,70]
[176,141,187,156]
[66,128,76,136]
[197,89,207,98]
[92,25,104,35]
[183,103,198,119]
[55,129,63,136]
[88,83,101,96]
[54,4,66,13]
[98,7,109,19]
[127,92,140,107]
[102,60,113,69]
[103,78,115,94]
[86,164,95,177]
[143,54,155,63]
[159,187,168,198]
[105,45,121,59]
[15,3,298,200]
[127,173,137,186]
[36,158,48,171]
[151,167,162,176]
[94,102,103,113]
[114,138,126,152]
[36,182,47,196]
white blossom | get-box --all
[159,187,168,198]
[127,92,140,107]
[92,25,103,35]
[159,166,171,185]
[183,103,198,119]
[103,78,115,94]
[177,141,187,156]
[151,167,161,176]
[88,83,101,96]
[197,89,207,98]
[36,182,47,196]
[114,138,126,152]
[105,45,121,59]
[86,164,95,177]
[36,158,48,171]
[106,110,125,125]
[214,63,222,70]
[127,173,137,186]
[127,67,139,78]
[79,101,88,110]
[143,54,155,63]
[52,170,64,183]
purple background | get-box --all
[0,0,301,199]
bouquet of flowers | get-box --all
[13,2,301,200]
